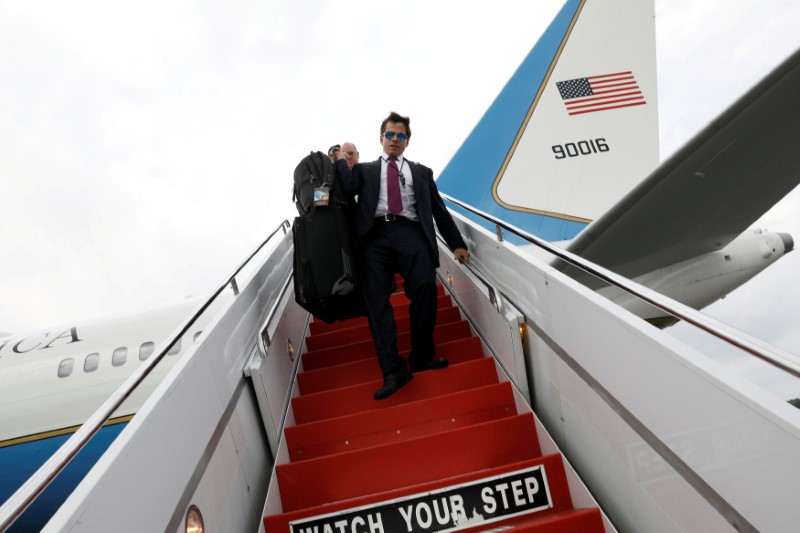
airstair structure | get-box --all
[4,204,800,532]
[262,279,606,532]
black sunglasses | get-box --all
[383,132,408,141]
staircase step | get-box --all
[297,337,484,395]
[292,357,498,424]
[277,413,542,512]
[286,382,517,461]
[460,508,604,532]
[309,294,453,335]
[266,456,572,532]
[305,306,461,352]
[302,320,472,371]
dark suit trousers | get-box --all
[358,219,438,376]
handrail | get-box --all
[0,219,292,530]
[435,233,504,314]
[441,193,800,380]
[260,272,295,348]
[463,261,504,314]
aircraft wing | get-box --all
[566,47,800,278]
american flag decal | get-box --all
[556,71,646,115]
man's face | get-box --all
[381,121,409,158]
[341,143,359,168]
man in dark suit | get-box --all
[335,112,470,400]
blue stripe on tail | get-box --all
[437,0,588,242]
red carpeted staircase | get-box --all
[263,279,606,532]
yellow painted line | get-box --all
[491,0,593,224]
[0,415,134,448]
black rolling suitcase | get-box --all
[291,152,366,323]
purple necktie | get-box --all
[387,156,402,215]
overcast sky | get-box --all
[2,1,800,392]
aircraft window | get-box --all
[84,353,100,373]
[58,358,74,378]
[112,347,128,367]
[139,341,155,361]
[167,339,181,355]
[193,331,203,343]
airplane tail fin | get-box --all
[437,0,659,242]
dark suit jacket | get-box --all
[335,158,467,267]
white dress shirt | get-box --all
[375,152,418,221]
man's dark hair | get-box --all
[381,111,411,139]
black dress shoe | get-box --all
[373,369,413,400]
[409,357,449,373]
